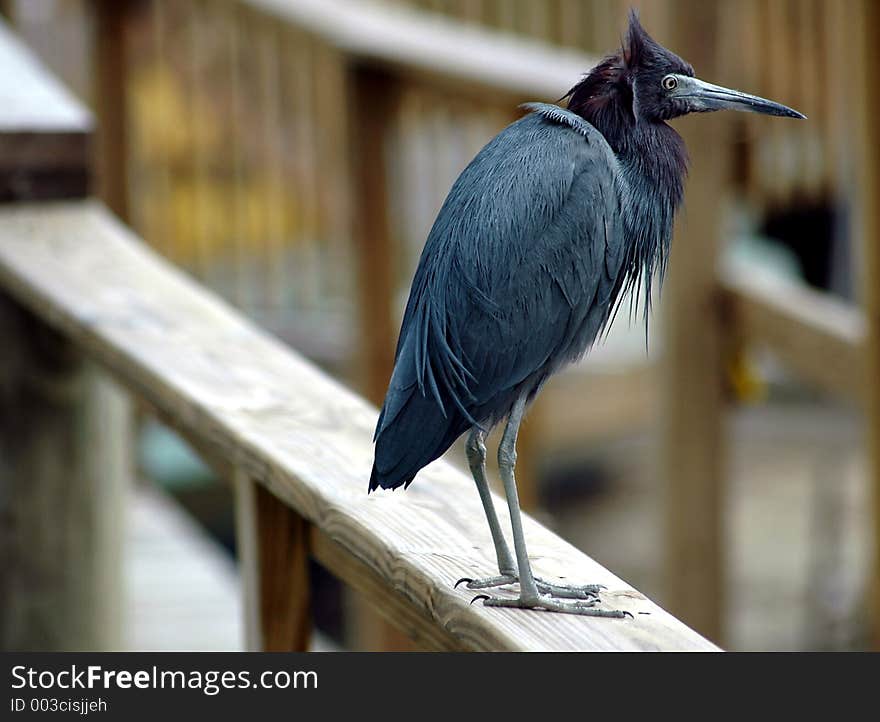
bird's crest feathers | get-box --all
[564,10,693,130]
[621,10,685,74]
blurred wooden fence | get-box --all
[2,0,878,648]
[395,0,853,209]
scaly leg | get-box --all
[465,427,516,575]
[474,395,627,618]
[459,426,603,600]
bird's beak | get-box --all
[670,75,806,119]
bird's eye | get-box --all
[661,75,678,91]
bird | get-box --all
[369,10,804,617]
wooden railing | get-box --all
[0,13,716,652]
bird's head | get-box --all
[567,11,804,126]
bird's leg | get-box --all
[473,396,627,618]
[465,428,517,576]
[498,396,540,601]
[457,427,601,600]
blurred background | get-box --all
[0,0,876,651]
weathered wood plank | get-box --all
[0,17,92,200]
[719,262,865,403]
[310,528,467,651]
[0,202,716,651]
[244,0,595,102]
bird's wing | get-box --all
[376,104,626,440]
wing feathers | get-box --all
[371,105,626,490]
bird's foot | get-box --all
[471,592,630,618]
[455,574,604,600]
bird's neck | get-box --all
[615,120,688,229]
[581,102,689,307]
[619,121,688,307]
[571,86,688,211]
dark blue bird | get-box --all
[370,12,804,616]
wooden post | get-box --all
[348,64,400,406]
[0,12,127,651]
[91,0,130,221]
[234,472,312,651]
[0,303,129,650]
[659,0,728,644]
[346,64,421,650]
[855,0,880,651]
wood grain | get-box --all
[0,201,717,651]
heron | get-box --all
[369,11,804,617]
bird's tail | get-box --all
[370,387,468,491]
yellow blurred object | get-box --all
[727,345,766,404]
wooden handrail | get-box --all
[0,20,91,133]
[0,200,716,651]
[0,18,92,201]
[245,0,595,101]
[719,261,865,403]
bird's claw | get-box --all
[535,579,605,600]
[471,592,631,618]
[453,572,605,600]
